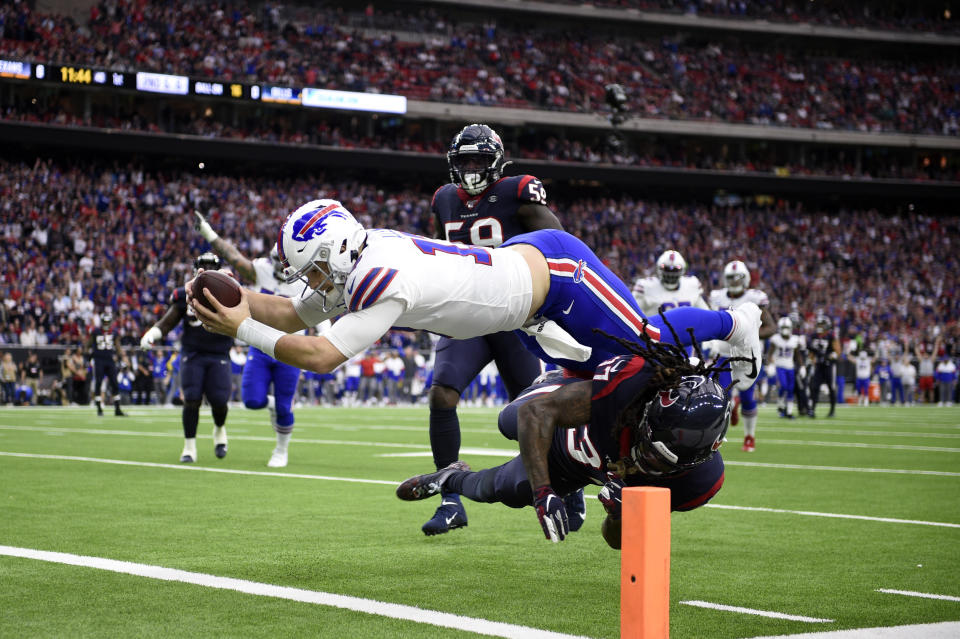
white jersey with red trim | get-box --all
[770,334,804,370]
[252,257,302,298]
[632,275,709,316]
[342,229,532,338]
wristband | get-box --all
[236,318,286,359]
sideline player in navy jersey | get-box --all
[806,314,840,418]
[397,330,730,546]
[88,309,126,417]
[193,210,311,468]
[140,253,234,462]
[422,123,569,536]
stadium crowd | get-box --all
[1,0,958,135]
[1,156,957,356]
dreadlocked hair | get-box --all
[596,308,748,445]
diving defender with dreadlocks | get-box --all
[397,323,733,546]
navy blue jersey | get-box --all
[90,327,118,362]
[170,287,234,355]
[431,174,547,247]
[807,333,835,367]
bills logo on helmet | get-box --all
[292,203,349,243]
[658,375,707,407]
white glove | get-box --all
[194,210,219,242]
[520,319,592,363]
[140,326,162,350]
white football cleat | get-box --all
[725,302,762,389]
[267,449,288,468]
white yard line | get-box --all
[6,451,960,529]
[761,427,960,439]
[744,621,960,638]
[724,460,960,477]
[0,545,591,639]
[705,504,960,529]
[876,589,960,602]
[754,439,960,453]
[679,600,832,622]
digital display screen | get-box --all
[136,72,190,95]
[301,88,407,114]
[260,85,301,105]
[0,59,32,79]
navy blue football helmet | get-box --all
[447,124,507,195]
[194,252,221,273]
[815,314,832,334]
[631,375,730,476]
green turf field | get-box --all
[1,403,958,638]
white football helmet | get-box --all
[277,199,366,311]
[723,260,750,296]
[778,316,793,338]
[656,250,687,290]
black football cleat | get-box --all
[180,454,195,463]
[214,444,227,459]
[421,495,468,536]
[114,409,126,417]
[396,461,470,501]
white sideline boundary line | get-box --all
[877,589,960,602]
[680,600,832,622]
[5,451,960,529]
[744,621,960,639]
[705,504,960,529]
[0,545,591,639]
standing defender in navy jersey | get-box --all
[88,310,126,417]
[424,123,567,536]
[397,332,730,546]
[140,253,234,462]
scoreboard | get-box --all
[0,57,403,113]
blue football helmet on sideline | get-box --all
[630,375,730,476]
[447,124,508,195]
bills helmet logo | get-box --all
[291,203,349,243]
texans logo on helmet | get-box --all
[292,203,349,243]
[658,376,707,407]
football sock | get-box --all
[448,467,497,503]
[213,425,228,447]
[211,403,228,427]
[275,431,291,453]
[181,438,197,459]
[182,402,200,439]
[429,406,460,470]
[743,414,757,438]
[646,307,734,346]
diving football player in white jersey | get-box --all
[708,260,776,452]
[768,317,805,419]
[632,250,709,316]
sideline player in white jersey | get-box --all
[632,249,709,316]
[854,348,874,405]
[708,260,776,452]
[194,210,321,467]
[768,317,804,419]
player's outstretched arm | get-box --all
[194,210,257,282]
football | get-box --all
[191,270,241,311]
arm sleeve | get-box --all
[323,298,406,359]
